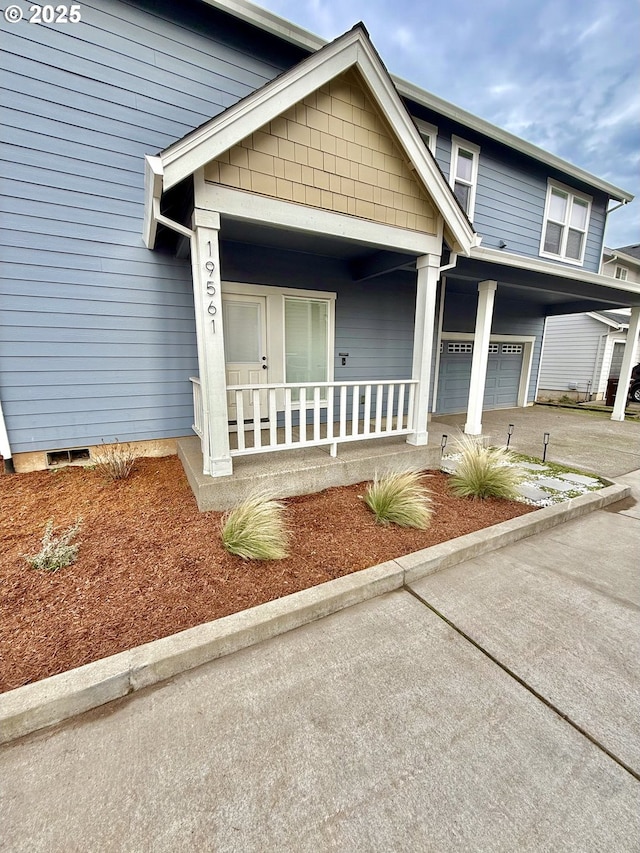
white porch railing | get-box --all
[190,376,204,440]
[190,378,418,457]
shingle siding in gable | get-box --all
[0,0,303,454]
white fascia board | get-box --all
[200,0,633,204]
[162,28,475,255]
[143,155,164,248]
[396,77,633,203]
[201,0,323,51]
[586,311,623,329]
[201,183,440,255]
[471,245,640,297]
[352,43,475,254]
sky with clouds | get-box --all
[256,0,639,250]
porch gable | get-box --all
[203,69,438,235]
[152,24,477,256]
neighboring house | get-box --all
[1,0,639,491]
[538,245,640,401]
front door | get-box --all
[222,293,268,422]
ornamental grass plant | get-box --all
[221,493,289,560]
[364,470,433,528]
[448,434,523,500]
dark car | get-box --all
[630,364,640,403]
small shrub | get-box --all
[221,494,289,560]
[448,434,523,500]
[92,440,136,481]
[364,470,433,528]
[25,518,83,573]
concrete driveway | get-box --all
[1,410,639,851]
[430,404,640,478]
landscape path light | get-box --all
[506,424,514,449]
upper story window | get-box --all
[614,265,628,281]
[540,181,592,265]
[414,119,438,155]
[450,136,480,220]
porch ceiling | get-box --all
[219,215,418,278]
[451,255,640,314]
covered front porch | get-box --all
[143,26,479,485]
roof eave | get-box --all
[200,0,634,203]
[471,245,640,297]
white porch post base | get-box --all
[406,253,440,447]
[406,430,428,446]
[190,210,233,478]
[611,306,640,422]
[464,280,497,436]
[207,456,234,477]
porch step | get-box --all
[177,435,442,511]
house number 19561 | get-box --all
[204,259,217,334]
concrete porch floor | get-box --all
[178,432,444,511]
[178,405,640,510]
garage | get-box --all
[435,340,525,414]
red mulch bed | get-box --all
[0,456,535,692]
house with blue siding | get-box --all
[537,245,640,401]
[1,0,639,505]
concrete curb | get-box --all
[0,481,630,746]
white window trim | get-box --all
[414,118,438,155]
[539,179,592,267]
[614,265,629,281]
[449,136,480,220]
[221,281,336,406]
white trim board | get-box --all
[471,246,640,298]
[199,185,441,255]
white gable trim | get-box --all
[159,27,476,256]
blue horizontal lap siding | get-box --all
[0,0,297,454]
[417,106,607,273]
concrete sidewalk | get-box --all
[1,471,639,850]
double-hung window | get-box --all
[540,181,591,265]
[614,265,628,281]
[450,136,480,220]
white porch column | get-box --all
[406,253,440,446]
[464,279,497,435]
[611,306,640,422]
[190,209,232,476]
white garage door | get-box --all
[436,341,524,414]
